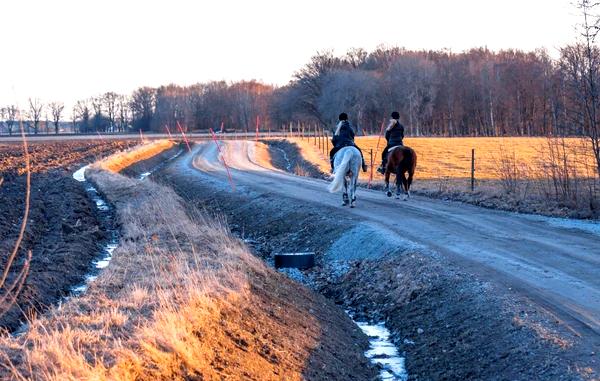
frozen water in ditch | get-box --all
[138,148,184,181]
[139,172,152,180]
[353,319,408,381]
[71,165,119,296]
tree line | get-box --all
[1,44,597,139]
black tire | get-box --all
[274,252,315,269]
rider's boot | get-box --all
[377,161,386,174]
[330,158,335,173]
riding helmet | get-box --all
[339,113,348,121]
[391,111,400,120]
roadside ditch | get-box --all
[153,148,592,380]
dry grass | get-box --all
[291,136,598,181]
[286,136,600,218]
[94,139,176,173]
[0,170,330,380]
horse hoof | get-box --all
[350,202,356,208]
[395,194,400,199]
[386,191,392,197]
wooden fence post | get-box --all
[471,148,475,191]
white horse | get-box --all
[328,146,362,207]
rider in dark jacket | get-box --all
[377,111,405,174]
[329,113,368,173]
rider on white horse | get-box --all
[377,111,405,174]
[329,113,368,173]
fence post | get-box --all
[471,148,475,191]
[369,148,373,188]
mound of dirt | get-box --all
[0,140,137,331]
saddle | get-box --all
[387,145,404,155]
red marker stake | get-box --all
[176,121,191,151]
[165,125,173,139]
[210,128,235,191]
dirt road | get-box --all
[183,141,600,341]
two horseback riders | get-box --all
[329,111,406,175]
[328,111,416,203]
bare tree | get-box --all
[49,101,64,134]
[27,98,43,134]
[73,99,91,133]
[4,106,18,136]
[103,92,118,132]
[117,94,130,132]
[560,0,600,177]
[0,107,5,134]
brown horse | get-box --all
[384,145,417,200]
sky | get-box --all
[1,0,581,118]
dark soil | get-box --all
[0,140,136,332]
[156,158,595,380]
[264,139,329,179]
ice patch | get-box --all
[527,214,600,237]
[139,172,152,180]
[355,321,408,381]
[72,165,89,182]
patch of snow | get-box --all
[72,165,89,182]
[355,321,408,381]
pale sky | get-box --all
[1,0,580,118]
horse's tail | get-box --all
[328,151,352,193]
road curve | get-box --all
[182,140,600,340]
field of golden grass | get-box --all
[290,136,598,181]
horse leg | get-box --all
[342,176,349,206]
[406,171,414,199]
[395,170,403,199]
[385,170,392,197]
[401,172,410,200]
[350,172,358,208]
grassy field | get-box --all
[286,136,599,218]
[291,136,598,181]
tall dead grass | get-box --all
[0,170,320,380]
